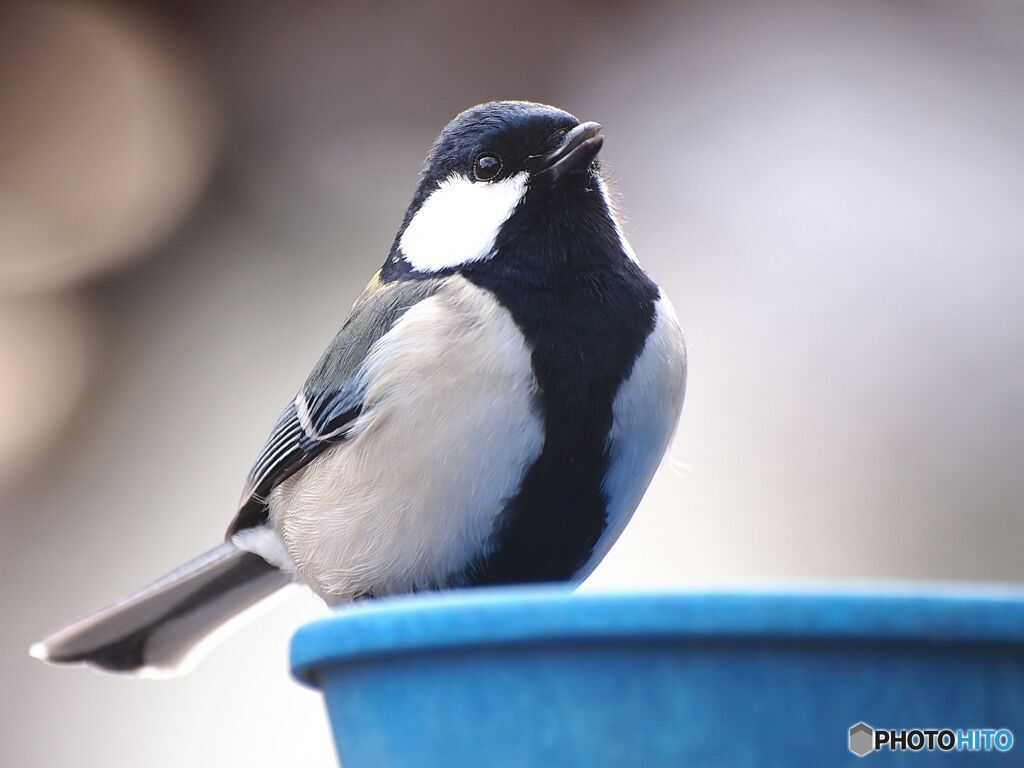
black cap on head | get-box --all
[420,101,601,190]
[382,100,614,281]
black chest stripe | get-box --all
[456,203,658,584]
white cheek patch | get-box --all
[399,172,528,272]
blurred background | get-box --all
[2,0,1023,765]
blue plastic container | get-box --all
[291,586,1024,767]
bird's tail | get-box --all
[30,543,291,677]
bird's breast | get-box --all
[458,256,668,585]
[268,275,544,603]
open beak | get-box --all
[537,121,603,184]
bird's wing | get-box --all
[226,274,445,536]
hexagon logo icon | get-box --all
[849,722,875,757]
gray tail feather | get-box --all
[30,543,290,677]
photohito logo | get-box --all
[848,722,1014,757]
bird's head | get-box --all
[385,101,628,278]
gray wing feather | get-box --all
[227,276,445,536]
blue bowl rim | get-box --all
[290,584,1024,689]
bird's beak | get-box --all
[536,122,603,184]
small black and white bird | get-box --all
[32,101,687,676]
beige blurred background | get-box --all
[2,0,1023,765]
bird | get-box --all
[31,100,687,677]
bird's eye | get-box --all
[473,153,502,181]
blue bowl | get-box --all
[291,586,1024,767]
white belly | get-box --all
[583,293,687,577]
[268,276,544,603]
